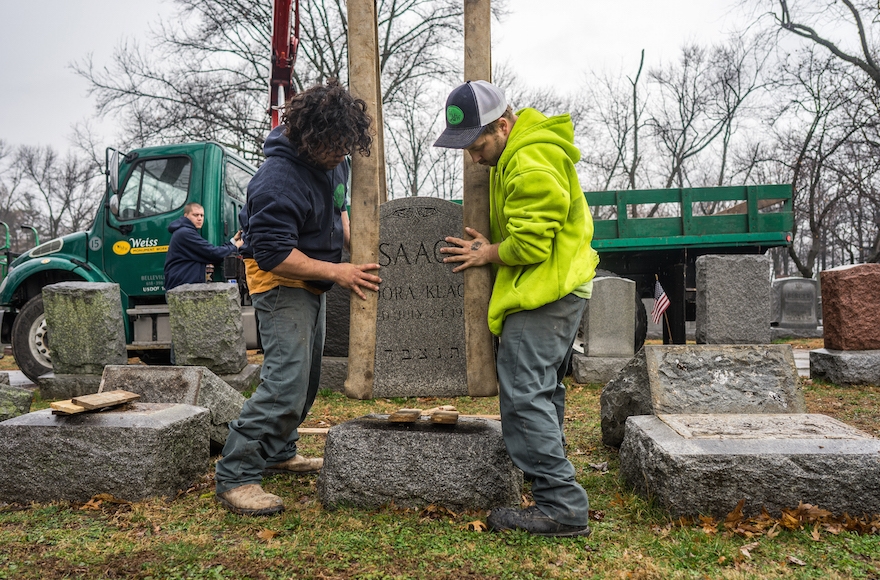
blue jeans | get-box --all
[496,293,590,526]
[215,286,325,494]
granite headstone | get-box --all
[373,198,466,398]
[773,278,820,329]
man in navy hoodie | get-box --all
[163,203,242,290]
[215,80,381,516]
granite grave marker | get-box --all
[374,198,466,397]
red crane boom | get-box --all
[269,0,300,128]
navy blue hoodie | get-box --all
[239,125,349,292]
[163,216,237,290]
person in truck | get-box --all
[214,79,381,516]
[435,80,598,537]
[163,202,243,290]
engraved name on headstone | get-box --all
[775,278,820,329]
[374,198,466,398]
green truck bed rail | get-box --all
[585,184,793,252]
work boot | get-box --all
[262,454,324,476]
[215,484,284,516]
[487,505,592,537]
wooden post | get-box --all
[462,0,498,397]
[344,0,386,399]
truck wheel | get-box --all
[594,269,648,353]
[12,295,53,382]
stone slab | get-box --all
[809,349,880,386]
[0,384,33,422]
[98,365,245,447]
[167,283,247,375]
[600,344,803,447]
[37,373,102,400]
[42,282,127,374]
[0,403,209,504]
[320,356,348,393]
[571,354,631,384]
[619,413,880,518]
[373,198,466,398]
[820,264,880,351]
[583,277,635,357]
[220,363,262,394]
[317,415,522,511]
[695,254,772,344]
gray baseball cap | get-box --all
[433,80,507,149]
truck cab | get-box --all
[0,142,259,381]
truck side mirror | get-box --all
[109,194,120,217]
[107,148,120,194]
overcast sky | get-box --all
[0,0,745,154]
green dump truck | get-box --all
[585,184,793,346]
[0,143,260,382]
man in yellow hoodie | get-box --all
[435,80,598,537]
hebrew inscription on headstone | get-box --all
[374,198,466,398]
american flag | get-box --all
[651,280,670,325]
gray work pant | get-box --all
[215,286,325,494]
[496,293,590,526]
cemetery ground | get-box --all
[1,340,879,579]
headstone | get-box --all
[583,277,635,357]
[42,282,127,375]
[600,344,803,447]
[373,198,466,398]
[323,251,351,357]
[820,264,880,351]
[97,365,245,447]
[619,413,880,518]
[572,277,635,383]
[0,383,33,422]
[167,283,247,375]
[0,403,209,504]
[809,349,880,386]
[317,415,522,511]
[695,254,771,344]
[773,278,820,329]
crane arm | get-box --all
[269,0,300,128]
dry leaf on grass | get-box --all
[739,541,759,559]
[466,520,488,532]
[787,555,807,566]
[257,529,279,542]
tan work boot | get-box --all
[216,484,284,516]
[263,454,324,476]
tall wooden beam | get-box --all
[344,0,385,399]
[462,0,498,397]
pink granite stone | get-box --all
[821,264,880,351]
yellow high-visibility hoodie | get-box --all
[488,108,599,335]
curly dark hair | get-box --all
[282,79,373,164]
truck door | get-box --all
[102,156,191,298]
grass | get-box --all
[1,349,879,579]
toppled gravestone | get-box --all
[98,365,245,447]
[695,254,772,345]
[810,349,880,386]
[0,403,209,504]
[167,283,247,375]
[619,413,880,518]
[600,344,803,447]
[318,416,522,511]
[0,382,33,422]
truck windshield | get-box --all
[118,157,191,220]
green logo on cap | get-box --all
[446,105,465,126]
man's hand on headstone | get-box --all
[441,226,502,272]
[334,262,381,300]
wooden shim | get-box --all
[299,427,330,435]
[71,390,140,410]
[429,410,460,424]
[463,0,498,398]
[50,400,87,415]
[388,408,422,423]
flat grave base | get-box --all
[317,415,522,511]
[810,348,880,386]
[0,403,209,504]
[620,413,880,518]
